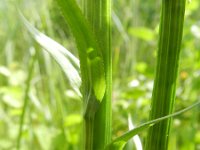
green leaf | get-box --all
[56,0,106,102]
[106,101,200,149]
[128,27,155,41]
[64,114,82,127]
[19,11,81,96]
[89,56,106,101]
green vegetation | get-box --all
[145,0,187,150]
[0,0,200,150]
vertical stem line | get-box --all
[84,115,94,150]
[17,52,36,150]
[145,0,186,149]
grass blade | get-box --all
[56,0,106,103]
[19,11,81,96]
[128,114,143,150]
[16,51,36,150]
[106,100,200,149]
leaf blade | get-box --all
[56,0,106,102]
[19,11,81,96]
[106,101,200,149]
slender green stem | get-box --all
[83,1,112,149]
[16,52,36,150]
[145,0,186,150]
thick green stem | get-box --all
[56,0,111,148]
[145,0,186,150]
[83,1,112,149]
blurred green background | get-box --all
[0,0,199,149]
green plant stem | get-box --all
[145,0,186,150]
[83,94,99,150]
[84,115,94,150]
[56,0,111,148]
[16,52,36,150]
[83,1,112,149]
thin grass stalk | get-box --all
[106,100,200,149]
[145,0,186,150]
[83,1,112,149]
[16,52,36,150]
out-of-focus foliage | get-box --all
[0,0,199,149]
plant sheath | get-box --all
[56,0,111,149]
[82,0,112,149]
